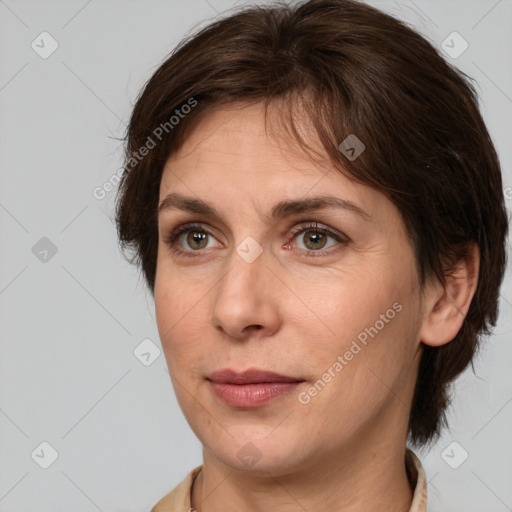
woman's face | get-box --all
[154,102,425,475]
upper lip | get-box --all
[207,368,304,384]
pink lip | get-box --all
[207,368,305,408]
[207,368,303,384]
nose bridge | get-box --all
[219,236,267,305]
[211,238,280,338]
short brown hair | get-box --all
[115,0,509,447]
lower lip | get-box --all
[208,381,304,408]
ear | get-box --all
[419,243,480,347]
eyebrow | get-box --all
[158,193,371,222]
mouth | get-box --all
[206,368,306,408]
[207,368,304,384]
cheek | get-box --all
[154,269,199,359]
[291,268,406,353]
[295,267,419,402]
[331,298,419,397]
[303,309,419,444]
[154,275,220,385]
[155,255,200,329]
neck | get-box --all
[191,411,414,512]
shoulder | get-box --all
[406,449,427,512]
[151,465,203,512]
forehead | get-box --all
[158,102,396,226]
[162,103,359,194]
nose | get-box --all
[210,245,282,341]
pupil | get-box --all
[306,230,326,249]
[188,231,207,249]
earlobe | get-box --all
[419,243,480,347]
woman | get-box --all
[115,0,509,510]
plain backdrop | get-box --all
[0,0,511,511]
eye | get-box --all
[164,221,349,258]
[164,223,221,256]
[287,222,348,256]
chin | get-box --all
[203,427,306,475]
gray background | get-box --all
[0,0,511,511]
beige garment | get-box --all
[151,448,427,512]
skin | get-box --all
[154,102,479,512]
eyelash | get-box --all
[163,222,349,258]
